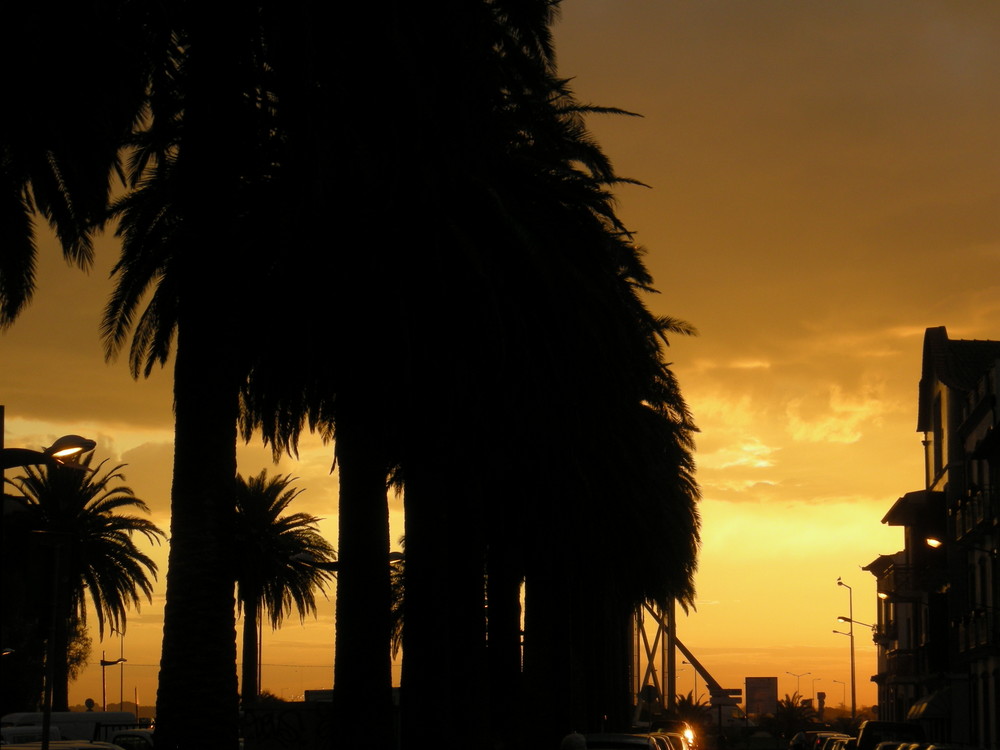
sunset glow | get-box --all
[3,1,998,717]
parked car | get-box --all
[855,721,925,750]
[0,742,125,750]
[655,731,692,750]
[585,733,663,749]
[651,719,697,748]
[0,725,62,744]
[819,734,853,750]
[1,711,137,742]
[106,728,154,749]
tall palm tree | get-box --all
[382,3,702,742]
[101,9,294,747]
[233,470,335,706]
[4,453,164,710]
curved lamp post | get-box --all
[682,659,698,701]
[786,670,810,697]
[836,577,856,719]
[927,536,998,558]
[1,435,97,470]
[1,418,97,750]
[101,653,127,710]
[832,678,846,709]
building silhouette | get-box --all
[865,326,999,748]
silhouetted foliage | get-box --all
[758,692,819,738]
[233,471,335,706]
[4,453,163,710]
[0,0,152,328]
[12,1,704,748]
[672,691,713,729]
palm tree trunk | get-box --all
[486,539,524,747]
[153,9,248,749]
[401,466,490,748]
[240,600,259,707]
[333,401,393,750]
[155,320,240,750]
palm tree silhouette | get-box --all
[91,3,702,746]
[4,453,164,710]
[233,470,335,706]
[1,1,151,328]
[99,11,293,746]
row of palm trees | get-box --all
[3,2,701,748]
[2,458,333,714]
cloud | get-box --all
[699,438,777,470]
[785,383,888,444]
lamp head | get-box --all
[43,435,96,465]
[926,537,944,548]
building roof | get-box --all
[862,552,903,577]
[880,489,945,526]
[916,326,1000,432]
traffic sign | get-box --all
[708,688,743,698]
[710,696,740,706]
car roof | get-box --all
[585,733,661,748]
[2,742,125,749]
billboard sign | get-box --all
[745,677,778,716]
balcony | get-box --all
[873,622,898,647]
[956,608,998,653]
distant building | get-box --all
[865,326,999,749]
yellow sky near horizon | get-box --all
[3,0,999,714]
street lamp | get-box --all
[100,653,126,711]
[811,677,821,701]
[0,410,97,750]
[927,536,998,558]
[786,671,810,697]
[1,435,97,470]
[836,577,856,719]
[837,615,874,630]
[832,679,846,709]
[682,660,698,701]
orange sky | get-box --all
[3,0,999,714]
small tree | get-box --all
[234,470,336,706]
[760,692,818,738]
[672,690,712,732]
[5,454,164,710]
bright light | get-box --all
[44,435,97,463]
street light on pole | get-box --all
[1,410,96,750]
[811,677,821,701]
[682,660,698,702]
[832,679,846,709]
[837,577,856,719]
[100,652,126,711]
[786,671,810,697]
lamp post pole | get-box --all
[832,679,846,709]
[837,577,856,719]
[811,677,821,702]
[683,660,698,702]
[101,653,126,711]
[786,671,810,697]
